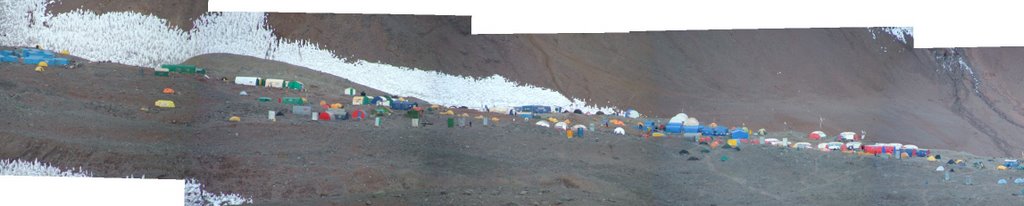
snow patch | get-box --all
[880,27,913,44]
[0,0,618,114]
[1,159,251,205]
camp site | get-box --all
[3,2,1024,205]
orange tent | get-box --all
[610,119,625,126]
[162,88,175,94]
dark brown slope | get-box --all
[36,2,1024,156]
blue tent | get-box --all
[712,126,729,136]
[684,125,702,134]
[731,128,749,139]
[370,96,392,105]
[517,105,551,114]
[390,101,415,110]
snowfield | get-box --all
[0,0,618,114]
[1,159,251,205]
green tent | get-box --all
[343,87,357,96]
[374,106,391,116]
[281,97,306,105]
[161,64,197,74]
[257,97,272,102]
[286,81,304,90]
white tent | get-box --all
[792,142,812,149]
[343,87,357,96]
[535,120,551,127]
[935,166,945,171]
[265,78,285,88]
[554,122,568,130]
[668,113,688,124]
[234,76,258,86]
[625,109,641,118]
[845,142,862,150]
[613,127,626,135]
[684,117,700,126]
[840,132,856,141]
[817,143,829,150]
[239,91,248,96]
[902,145,918,150]
[570,124,587,131]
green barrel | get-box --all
[447,118,454,128]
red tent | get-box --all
[351,109,366,120]
[863,145,883,154]
[808,131,826,140]
[319,112,331,121]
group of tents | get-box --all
[1,47,71,72]
[233,76,304,91]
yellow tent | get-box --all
[431,104,441,109]
[155,100,176,108]
[330,103,344,109]
[727,139,738,147]
[652,132,665,137]
[998,165,1009,170]
[352,96,365,105]
[37,61,48,67]
[460,113,470,117]
[59,49,70,55]
[547,117,558,123]
[441,110,455,115]
[228,116,240,122]
[490,117,500,122]
[319,100,327,106]
[927,156,937,161]
[563,119,572,125]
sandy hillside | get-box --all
[4,53,1024,205]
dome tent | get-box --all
[808,131,827,140]
[613,127,626,135]
[535,120,551,127]
[665,113,688,133]
[554,122,568,130]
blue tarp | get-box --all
[684,125,702,134]
[22,56,48,65]
[713,126,729,136]
[390,101,415,110]
[19,48,54,58]
[731,129,749,139]
[517,105,551,114]
[518,113,534,119]
[0,55,16,63]
[665,123,682,133]
[0,50,13,56]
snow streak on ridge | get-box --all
[0,159,251,205]
[0,0,618,114]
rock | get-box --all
[678,149,689,155]
[365,200,372,205]
[519,190,528,195]
[560,196,575,202]
[463,189,474,195]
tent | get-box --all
[234,76,259,86]
[536,120,551,127]
[840,132,857,141]
[154,100,175,108]
[265,79,285,88]
[817,143,829,151]
[792,142,812,149]
[352,96,365,105]
[162,88,175,94]
[730,128,750,139]
[613,127,626,135]
[330,103,344,109]
[610,119,625,126]
[390,100,415,110]
[350,109,367,120]
[517,105,552,114]
[827,142,844,150]
[239,91,248,96]
[573,109,583,114]
[286,81,304,90]
[327,109,348,120]
[571,124,587,131]
[808,131,826,140]
[371,96,392,106]
[845,142,863,150]
[625,109,641,118]
[318,112,331,120]
[554,122,568,130]
[665,113,689,133]
[343,87,357,96]
[292,106,312,115]
[281,97,307,105]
